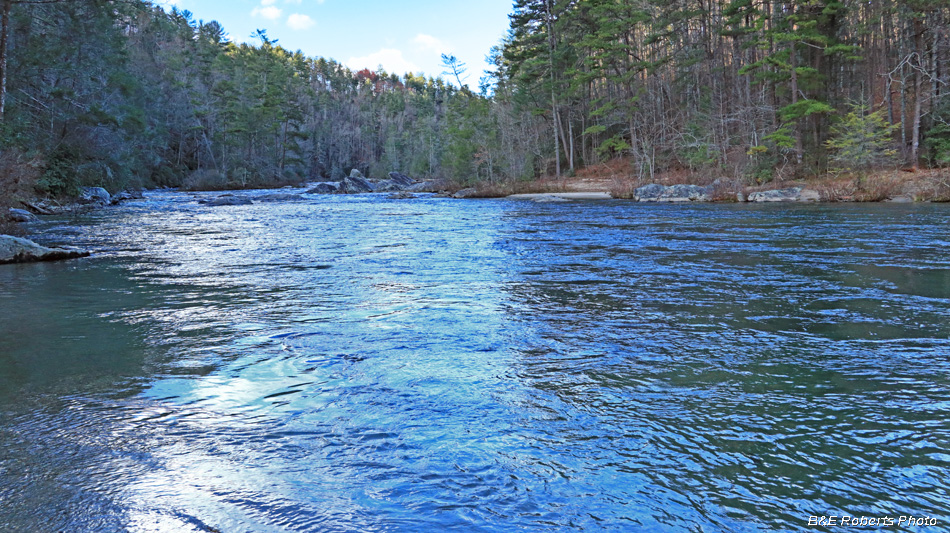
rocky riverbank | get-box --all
[1,186,146,264]
[196,169,452,207]
[0,235,90,265]
[630,183,821,203]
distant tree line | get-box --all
[0,1,531,195]
[0,0,948,198]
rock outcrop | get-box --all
[634,183,712,202]
[339,175,376,194]
[0,235,90,265]
[388,172,415,187]
[746,187,819,202]
[306,182,340,194]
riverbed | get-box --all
[1,190,949,531]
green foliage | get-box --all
[764,126,797,150]
[779,100,835,122]
[926,98,950,167]
[2,0,946,197]
[595,135,630,160]
[747,151,780,184]
[825,104,899,171]
[37,155,80,197]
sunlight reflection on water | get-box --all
[1,190,949,531]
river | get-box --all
[1,190,949,532]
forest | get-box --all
[0,0,948,200]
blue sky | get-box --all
[157,0,514,87]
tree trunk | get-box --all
[790,36,803,164]
[545,0,560,177]
[0,0,11,121]
[910,16,924,171]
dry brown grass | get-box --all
[468,177,572,198]
[852,172,907,202]
[906,168,950,202]
[804,169,948,202]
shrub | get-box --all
[181,169,229,191]
[825,103,899,172]
[926,98,950,167]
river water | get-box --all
[1,190,949,532]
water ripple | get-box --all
[0,194,948,531]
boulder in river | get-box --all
[349,169,366,179]
[306,182,340,194]
[747,187,805,202]
[339,175,376,194]
[388,172,415,187]
[387,192,417,200]
[199,194,253,206]
[373,180,405,192]
[257,193,304,202]
[0,235,90,265]
[79,187,111,206]
[634,183,712,202]
[7,208,37,223]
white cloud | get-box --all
[412,34,452,54]
[251,5,282,20]
[287,13,315,30]
[346,49,419,76]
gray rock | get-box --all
[349,169,366,179]
[200,194,253,206]
[634,184,667,200]
[452,187,478,199]
[406,180,447,193]
[387,192,417,200]
[79,186,111,206]
[257,193,304,202]
[747,187,804,202]
[799,189,821,202]
[7,208,37,223]
[886,194,915,203]
[0,235,90,265]
[111,189,144,204]
[634,183,711,202]
[339,175,376,194]
[307,182,340,194]
[373,180,405,192]
[388,172,415,187]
